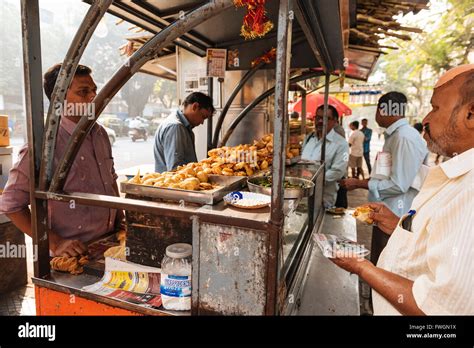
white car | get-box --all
[103,125,116,146]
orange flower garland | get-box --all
[234,0,274,40]
[251,47,277,67]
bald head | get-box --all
[422,65,474,157]
[434,64,474,89]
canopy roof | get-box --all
[86,0,428,81]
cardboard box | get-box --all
[0,115,10,147]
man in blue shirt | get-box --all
[360,118,373,174]
[341,92,427,263]
[154,92,214,172]
[302,105,349,208]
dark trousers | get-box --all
[370,225,390,265]
[335,177,348,208]
[364,151,372,174]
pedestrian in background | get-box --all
[361,118,373,174]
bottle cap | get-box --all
[166,243,192,259]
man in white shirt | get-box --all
[348,120,365,179]
[302,105,349,208]
[330,64,474,315]
[341,92,428,264]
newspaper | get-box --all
[82,258,162,309]
[314,233,370,258]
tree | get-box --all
[121,73,157,117]
[376,0,473,117]
[153,78,177,109]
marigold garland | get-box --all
[234,0,274,40]
[251,47,277,67]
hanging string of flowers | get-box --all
[234,0,274,40]
[251,47,277,67]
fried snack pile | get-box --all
[287,143,301,159]
[127,134,301,190]
[50,255,89,275]
[352,206,374,224]
[201,133,274,177]
[128,166,219,191]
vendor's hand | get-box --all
[51,238,87,257]
[330,255,371,275]
[366,202,399,235]
[339,178,360,191]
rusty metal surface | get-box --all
[34,191,270,230]
[270,0,292,227]
[196,222,269,315]
[120,175,246,205]
[39,0,112,191]
[20,0,50,279]
[49,0,235,193]
[301,90,307,135]
[207,77,213,151]
[126,211,192,268]
[320,74,331,163]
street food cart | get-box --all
[20,0,427,315]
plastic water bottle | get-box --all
[160,243,192,311]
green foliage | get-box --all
[153,78,177,109]
[376,0,473,116]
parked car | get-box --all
[102,125,116,146]
[101,114,126,136]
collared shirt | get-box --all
[373,148,474,315]
[154,110,197,173]
[368,118,428,216]
[0,116,118,243]
[361,127,372,153]
[333,124,346,139]
[349,129,365,157]
[302,129,349,207]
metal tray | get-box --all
[247,175,314,199]
[120,175,247,205]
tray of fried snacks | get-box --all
[121,165,247,205]
[202,134,274,176]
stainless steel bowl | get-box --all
[247,176,315,199]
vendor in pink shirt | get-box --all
[0,64,121,257]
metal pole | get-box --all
[321,73,331,163]
[269,0,292,315]
[219,71,323,147]
[49,0,235,193]
[301,90,306,137]
[40,0,112,191]
[207,76,213,152]
[20,0,49,278]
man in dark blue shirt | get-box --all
[154,92,214,172]
[360,118,373,174]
